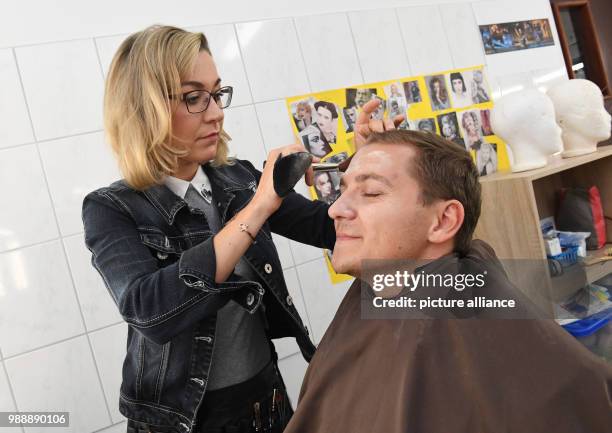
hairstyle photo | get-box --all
[403,80,422,103]
[342,106,358,133]
[346,87,377,108]
[299,124,332,157]
[313,100,339,145]
[448,72,473,109]
[291,98,316,132]
[469,69,491,104]
[437,112,465,147]
[384,82,408,118]
[459,110,485,150]
[480,109,493,136]
[426,75,450,111]
[476,142,498,176]
[313,170,341,205]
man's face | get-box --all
[328,143,434,277]
[316,106,333,134]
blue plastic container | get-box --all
[562,308,612,361]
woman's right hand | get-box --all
[252,143,313,217]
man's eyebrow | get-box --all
[340,173,392,188]
[181,78,222,89]
[355,173,392,187]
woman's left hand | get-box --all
[354,99,405,150]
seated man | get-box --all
[284,130,612,433]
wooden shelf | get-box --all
[481,145,612,182]
[584,244,612,283]
[474,144,612,315]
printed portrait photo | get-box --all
[407,118,436,133]
[437,112,464,147]
[458,110,485,150]
[313,170,341,205]
[346,87,377,109]
[342,106,358,133]
[384,82,408,119]
[480,109,493,136]
[324,152,349,164]
[313,100,339,146]
[468,68,491,104]
[477,142,498,176]
[299,124,332,158]
[290,98,316,132]
[403,80,422,103]
[370,95,387,121]
[426,75,451,111]
[448,72,473,109]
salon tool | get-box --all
[271,152,313,197]
[253,402,262,432]
[271,152,353,198]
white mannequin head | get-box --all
[547,79,611,158]
[491,89,563,172]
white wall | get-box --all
[0,1,567,431]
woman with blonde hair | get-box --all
[83,25,336,433]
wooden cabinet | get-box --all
[474,145,612,315]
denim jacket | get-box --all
[82,159,335,432]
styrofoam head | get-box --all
[547,79,611,143]
[491,89,563,155]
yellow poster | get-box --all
[286,65,509,284]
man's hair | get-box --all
[314,101,338,119]
[365,130,481,254]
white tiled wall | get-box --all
[0,1,565,430]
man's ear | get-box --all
[428,200,465,245]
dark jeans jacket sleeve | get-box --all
[82,191,261,345]
[238,159,336,250]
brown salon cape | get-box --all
[284,242,612,433]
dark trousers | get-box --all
[126,361,293,433]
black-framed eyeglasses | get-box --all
[177,86,233,114]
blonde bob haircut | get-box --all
[104,25,232,190]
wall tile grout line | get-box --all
[0,349,26,433]
[231,23,267,160]
[286,245,316,340]
[91,420,127,433]
[470,1,490,68]
[345,12,366,85]
[393,8,414,76]
[291,17,314,94]
[92,37,107,81]
[0,6,408,51]
[438,4,457,69]
[2,321,125,362]
[11,51,115,425]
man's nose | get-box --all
[328,192,355,221]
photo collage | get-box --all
[287,65,507,181]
